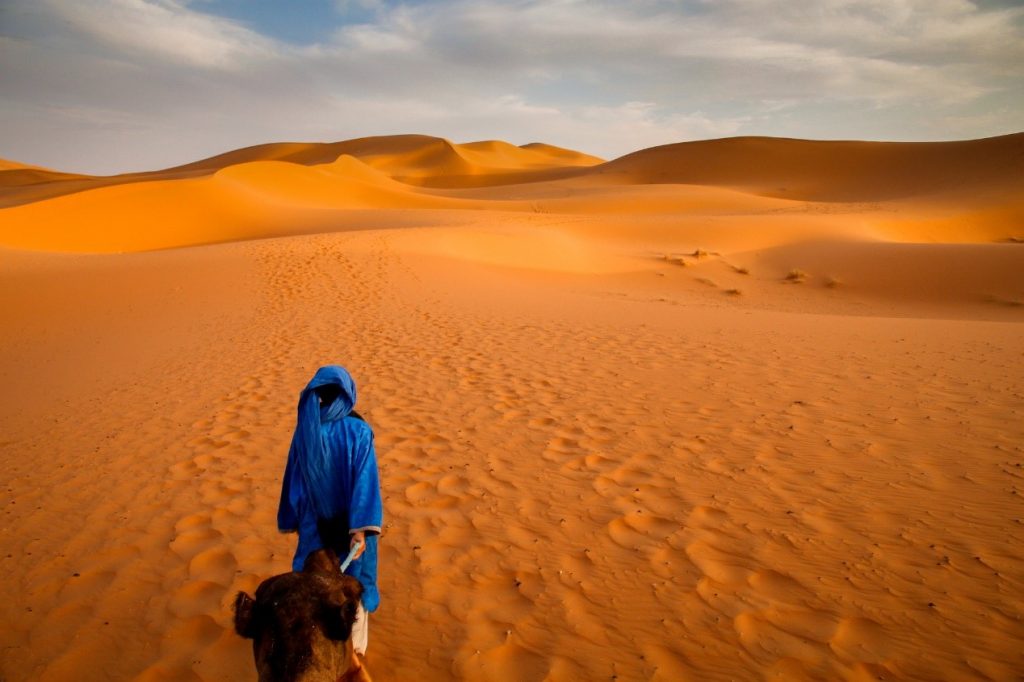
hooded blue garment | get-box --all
[278,365,383,612]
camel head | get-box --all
[234,549,369,682]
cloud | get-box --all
[38,0,279,69]
[0,0,1021,173]
[512,101,750,157]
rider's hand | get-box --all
[350,531,366,560]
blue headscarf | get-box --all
[280,365,357,524]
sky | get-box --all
[1,0,1022,175]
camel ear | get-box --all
[234,591,257,638]
[320,595,358,642]
[340,574,363,605]
[303,548,339,575]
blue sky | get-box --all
[200,0,359,45]
[1,0,1022,174]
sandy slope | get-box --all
[0,135,602,210]
[0,134,1022,681]
[592,134,1024,201]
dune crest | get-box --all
[1,132,1022,312]
[2,132,1023,255]
[0,134,602,210]
[593,133,1024,202]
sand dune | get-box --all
[592,133,1024,202]
[168,134,601,177]
[1,133,1022,681]
[0,135,601,210]
[2,133,1021,252]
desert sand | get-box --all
[1,133,1022,681]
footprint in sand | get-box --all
[161,613,223,655]
[606,463,655,487]
[641,643,692,681]
[647,544,703,582]
[437,472,470,496]
[747,568,813,606]
[167,458,201,481]
[687,504,729,528]
[686,539,752,585]
[494,402,528,422]
[829,616,890,664]
[169,524,223,563]
[733,609,829,663]
[620,511,679,538]
[187,546,238,585]
[542,435,580,462]
[199,476,249,500]
[606,516,649,549]
[170,513,215,552]
[167,580,224,619]
[404,480,462,509]
[184,436,222,451]
[563,451,614,473]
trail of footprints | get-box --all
[37,231,1015,680]
[363,284,943,680]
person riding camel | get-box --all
[277,364,383,657]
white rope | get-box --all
[340,540,363,573]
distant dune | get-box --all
[593,133,1024,202]
[1,132,1022,252]
[1,131,1021,308]
[0,135,601,209]
[167,134,602,177]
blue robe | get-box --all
[278,365,383,612]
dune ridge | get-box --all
[1,132,1021,312]
[0,135,602,209]
[1,132,1021,250]
[593,133,1024,202]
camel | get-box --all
[234,548,371,682]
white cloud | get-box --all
[39,0,279,69]
[561,103,749,155]
[334,23,419,52]
[0,0,1021,173]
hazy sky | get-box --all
[2,0,1022,174]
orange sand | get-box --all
[1,134,1022,681]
